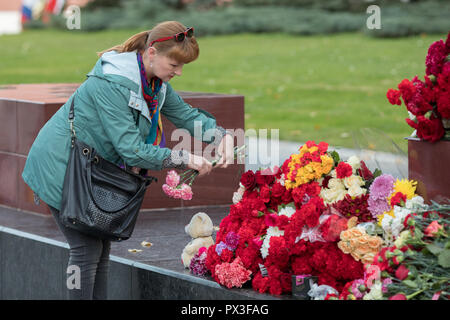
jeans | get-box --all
[49,206,111,300]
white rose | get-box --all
[343,175,365,189]
[320,188,346,204]
[330,169,337,179]
[327,178,346,190]
[347,185,367,198]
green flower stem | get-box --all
[406,289,425,300]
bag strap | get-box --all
[68,96,76,143]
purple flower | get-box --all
[225,231,240,251]
[215,241,227,256]
[369,174,395,200]
[368,197,391,218]
[189,251,208,276]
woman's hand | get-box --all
[187,153,213,177]
[216,133,234,169]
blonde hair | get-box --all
[97,21,199,63]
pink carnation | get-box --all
[162,184,175,197]
[165,170,180,187]
[215,257,252,289]
[180,184,193,200]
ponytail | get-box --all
[97,21,199,63]
[97,30,150,57]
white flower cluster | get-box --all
[319,155,367,204]
[381,196,424,241]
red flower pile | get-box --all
[202,141,382,296]
[387,32,450,142]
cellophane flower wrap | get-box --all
[386,32,450,142]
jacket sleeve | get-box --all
[161,83,225,145]
[93,79,172,170]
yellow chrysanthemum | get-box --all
[285,142,332,189]
[320,155,334,174]
[392,179,417,200]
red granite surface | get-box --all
[0,84,245,215]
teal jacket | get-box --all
[22,51,219,210]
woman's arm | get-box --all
[161,83,228,146]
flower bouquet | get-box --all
[386,32,450,142]
[337,201,449,300]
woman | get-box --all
[22,21,234,300]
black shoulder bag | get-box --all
[59,96,157,241]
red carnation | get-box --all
[398,79,416,105]
[389,294,407,300]
[416,115,445,142]
[220,248,235,263]
[240,170,257,190]
[437,90,450,118]
[390,192,407,207]
[318,141,329,154]
[266,237,290,270]
[320,215,349,242]
[387,89,402,105]
[259,185,271,203]
[271,182,285,198]
[252,272,270,293]
[395,265,410,280]
[302,196,325,228]
[336,162,353,179]
[264,213,278,227]
[255,169,275,186]
[292,181,321,206]
[426,39,448,77]
[357,160,373,181]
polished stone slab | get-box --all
[0,204,289,300]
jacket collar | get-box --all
[87,51,167,123]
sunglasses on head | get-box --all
[149,27,194,48]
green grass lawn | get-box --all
[0,29,446,152]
